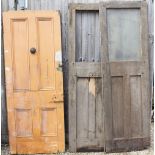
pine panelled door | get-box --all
[3,11,65,154]
[69,1,150,152]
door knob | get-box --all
[30,47,36,54]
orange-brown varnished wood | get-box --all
[3,11,65,154]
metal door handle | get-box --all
[30,47,36,54]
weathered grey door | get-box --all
[69,4,107,151]
[102,1,150,152]
[69,1,150,153]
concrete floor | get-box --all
[1,123,154,155]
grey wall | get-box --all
[1,0,154,144]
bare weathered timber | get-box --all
[69,3,107,152]
[103,1,151,152]
[69,1,151,152]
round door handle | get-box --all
[30,47,36,54]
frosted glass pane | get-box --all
[107,9,141,61]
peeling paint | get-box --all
[89,78,95,96]
[55,50,62,62]
[5,67,10,71]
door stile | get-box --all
[54,12,65,152]
[99,6,105,149]
[3,13,16,154]
[68,4,77,152]
[100,3,113,152]
[141,2,151,143]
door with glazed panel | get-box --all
[3,11,64,154]
[102,1,150,152]
[69,4,107,152]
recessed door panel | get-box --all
[12,19,29,90]
[111,76,124,139]
[15,109,32,137]
[130,75,142,138]
[41,108,58,136]
[37,18,55,90]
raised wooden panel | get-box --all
[37,18,55,90]
[75,10,100,62]
[130,75,142,138]
[107,9,141,61]
[41,108,58,136]
[112,76,124,138]
[12,19,29,90]
[15,109,32,137]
